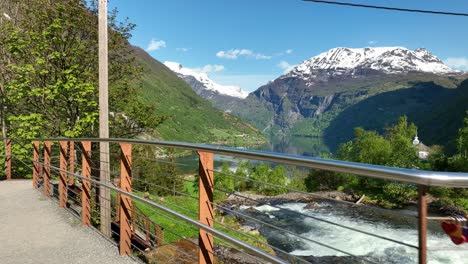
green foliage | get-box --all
[305,169,357,192]
[457,112,468,160]
[132,146,184,196]
[310,117,421,207]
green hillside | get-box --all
[132,47,265,145]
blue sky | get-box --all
[109,0,468,91]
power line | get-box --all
[303,0,468,17]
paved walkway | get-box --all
[0,180,137,264]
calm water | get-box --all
[176,135,331,173]
[257,135,331,157]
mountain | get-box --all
[286,47,456,81]
[132,47,265,145]
[229,47,467,152]
[163,61,249,111]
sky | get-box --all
[109,0,468,92]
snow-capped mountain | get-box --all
[285,47,458,82]
[164,61,249,99]
[228,46,467,142]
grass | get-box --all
[131,178,273,253]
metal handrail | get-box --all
[36,137,468,187]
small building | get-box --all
[413,135,430,160]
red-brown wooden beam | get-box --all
[59,141,68,208]
[198,151,214,264]
[418,185,428,264]
[81,141,92,226]
[68,141,75,185]
[5,138,11,180]
[33,141,40,189]
[43,141,51,197]
[119,143,132,256]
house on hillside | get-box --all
[412,135,431,160]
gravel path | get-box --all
[0,180,137,264]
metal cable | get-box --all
[210,169,417,218]
[135,156,193,167]
[132,167,196,184]
[131,177,198,201]
[213,186,418,250]
[303,0,468,17]
[211,218,311,264]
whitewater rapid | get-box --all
[242,203,468,263]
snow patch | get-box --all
[285,47,459,80]
[164,61,249,99]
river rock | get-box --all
[304,201,320,209]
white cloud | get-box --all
[146,39,166,51]
[216,49,271,60]
[445,57,468,71]
[285,49,293,54]
[278,61,297,74]
[368,40,378,45]
[192,64,225,73]
[176,47,189,52]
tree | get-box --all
[1,0,165,176]
[330,117,420,206]
[457,112,468,160]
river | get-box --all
[239,202,468,263]
[174,137,466,263]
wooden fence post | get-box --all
[5,138,11,180]
[81,141,92,226]
[119,143,132,256]
[68,141,75,185]
[198,151,214,264]
[418,185,428,264]
[59,141,68,208]
[43,141,51,197]
[33,141,39,189]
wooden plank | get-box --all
[198,151,214,264]
[119,143,132,256]
[81,141,92,226]
[68,141,75,185]
[418,185,428,264]
[43,141,51,197]
[5,138,11,180]
[59,141,68,208]
[33,141,39,189]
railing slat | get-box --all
[418,185,428,264]
[43,141,51,197]
[5,138,11,180]
[33,141,39,189]
[198,151,214,264]
[68,141,75,185]
[119,143,132,256]
[59,141,68,208]
[81,141,92,226]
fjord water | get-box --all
[258,136,331,157]
[242,203,468,263]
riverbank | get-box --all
[218,190,464,218]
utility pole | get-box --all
[0,13,9,176]
[98,0,111,237]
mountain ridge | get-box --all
[226,46,467,152]
[164,61,249,99]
